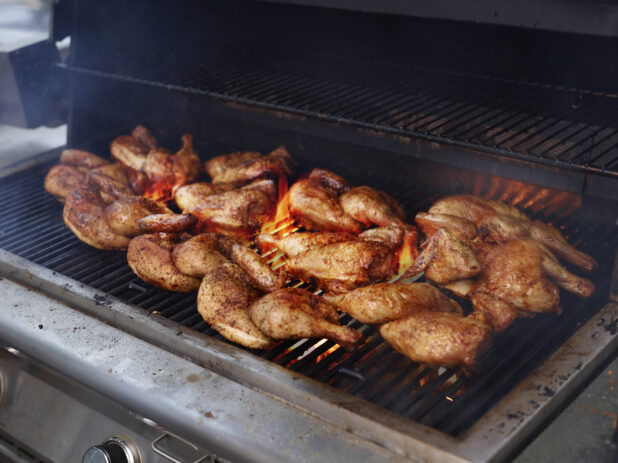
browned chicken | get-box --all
[357,225,405,249]
[88,170,134,203]
[44,165,87,201]
[174,182,235,211]
[63,188,131,250]
[198,263,273,349]
[255,231,356,257]
[415,212,478,241]
[403,228,481,284]
[217,236,286,292]
[285,240,398,293]
[137,213,197,233]
[104,197,172,237]
[323,282,462,324]
[59,149,110,169]
[127,234,201,292]
[307,168,352,194]
[379,311,493,368]
[172,234,229,278]
[288,178,364,233]
[188,180,276,237]
[110,134,149,170]
[339,186,406,228]
[424,195,596,272]
[248,288,364,350]
[205,146,295,185]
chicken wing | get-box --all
[63,188,131,250]
[323,282,462,324]
[288,178,363,233]
[339,186,406,228]
[198,263,273,349]
[127,234,201,292]
[379,312,492,368]
[217,236,286,292]
[248,288,363,350]
[285,240,398,293]
[205,146,295,185]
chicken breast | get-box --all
[172,234,229,278]
[44,164,87,201]
[255,231,356,257]
[339,186,406,227]
[104,197,172,237]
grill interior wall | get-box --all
[1,152,616,436]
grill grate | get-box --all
[61,48,618,176]
[0,160,616,436]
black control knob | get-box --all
[83,437,139,463]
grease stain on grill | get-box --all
[186,374,199,383]
[93,294,112,307]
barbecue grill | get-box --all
[0,1,616,462]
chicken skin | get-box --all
[415,212,478,241]
[307,168,353,194]
[59,149,110,169]
[63,188,131,250]
[217,236,286,293]
[205,146,295,185]
[104,197,172,237]
[137,213,197,234]
[404,228,481,284]
[357,225,406,249]
[255,231,356,257]
[44,165,87,201]
[248,288,364,350]
[172,234,229,278]
[288,178,363,233]
[339,186,406,228]
[198,263,273,349]
[285,240,398,293]
[127,234,201,292]
[379,312,492,368]
[323,282,462,324]
[424,195,596,272]
[174,182,235,211]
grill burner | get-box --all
[62,48,618,177]
[0,158,615,437]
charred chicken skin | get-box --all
[248,288,364,350]
[379,311,493,368]
[197,263,273,349]
[285,240,398,293]
[323,282,462,325]
[205,146,295,185]
[127,234,201,292]
[421,195,596,272]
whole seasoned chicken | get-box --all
[379,311,492,368]
[248,288,364,350]
[285,240,398,293]
[198,263,273,349]
[423,195,596,272]
[127,234,200,292]
[172,234,229,278]
[255,231,356,257]
[217,236,286,292]
[403,228,481,284]
[63,188,131,250]
[205,146,295,185]
[339,186,406,228]
[323,282,462,324]
[104,197,172,237]
[288,177,363,233]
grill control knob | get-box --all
[83,437,140,463]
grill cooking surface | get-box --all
[1,160,616,436]
[62,49,618,177]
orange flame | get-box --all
[316,344,340,363]
[143,181,175,204]
[261,175,295,235]
[397,227,419,275]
